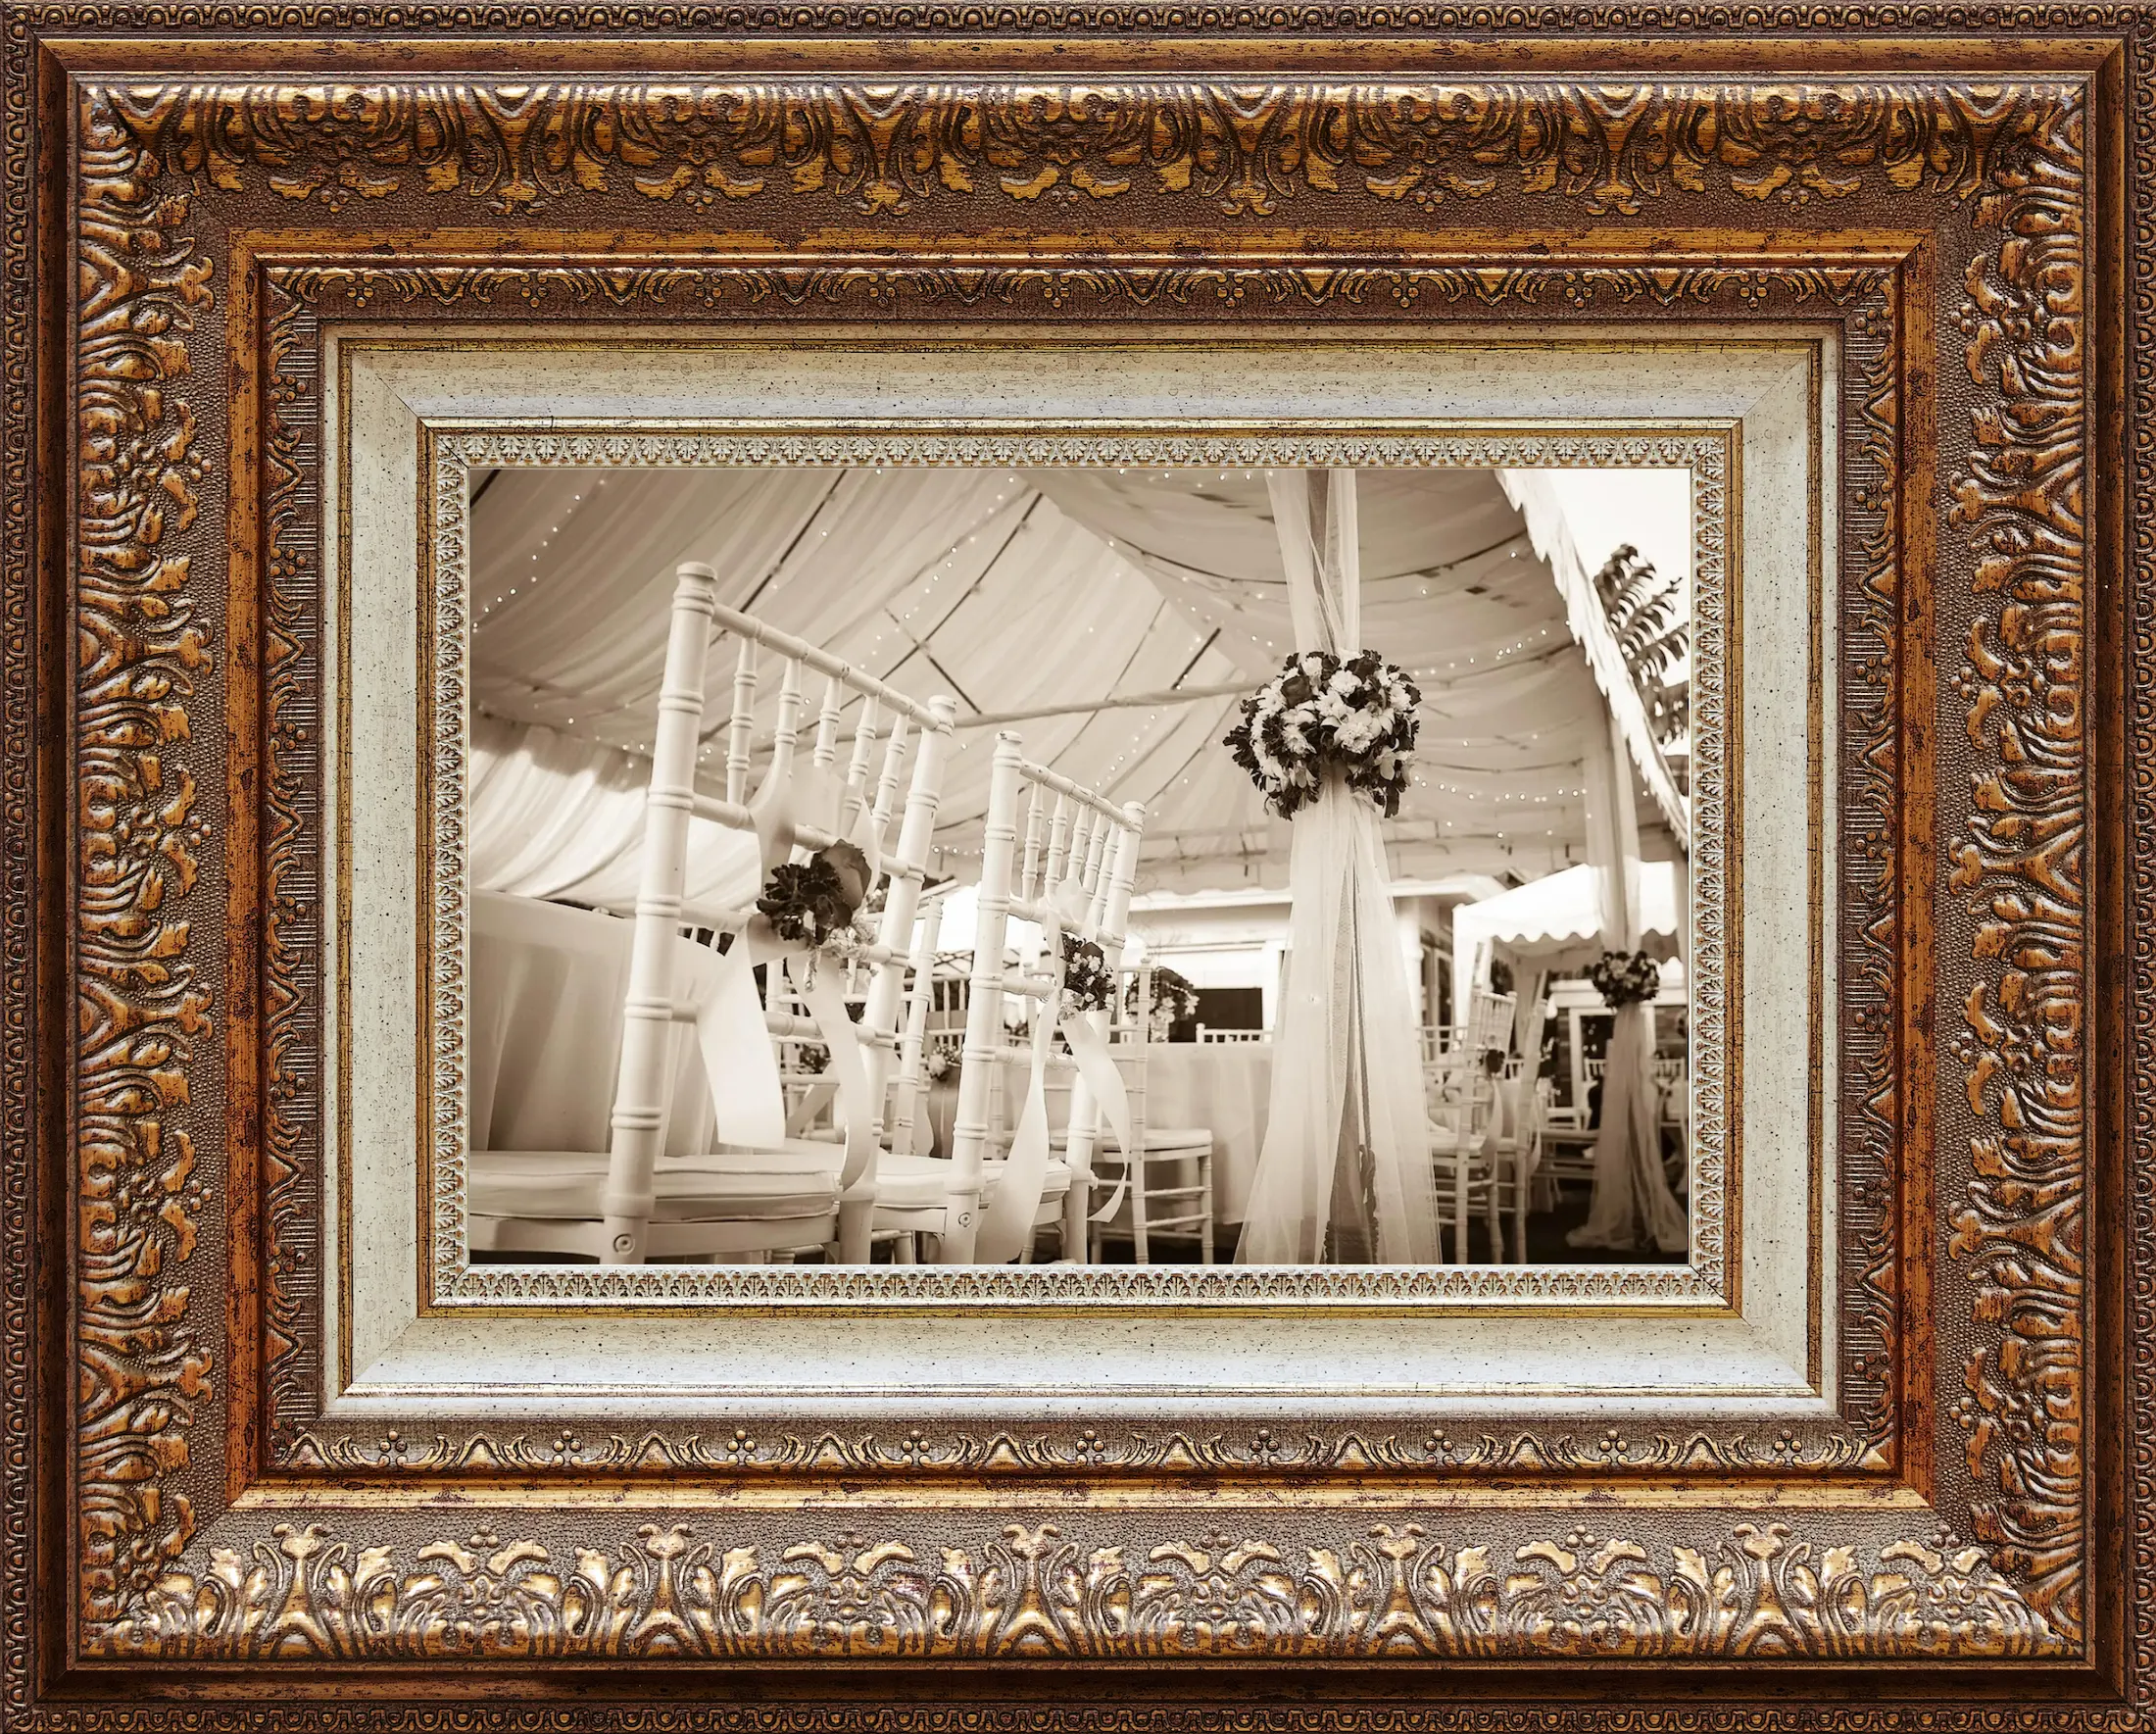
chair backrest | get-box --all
[1465,989,1516,1060]
[887,883,960,1157]
[601,562,956,1262]
[947,733,1145,1252]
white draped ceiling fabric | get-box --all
[465,466,1680,909]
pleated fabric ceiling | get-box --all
[466,464,1682,907]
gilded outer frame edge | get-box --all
[3,9,2131,1726]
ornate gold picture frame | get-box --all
[5,9,2141,1726]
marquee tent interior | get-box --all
[461,460,1694,1268]
[467,465,1686,912]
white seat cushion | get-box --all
[873,1152,1071,1212]
[1051,1127,1211,1154]
[469,1145,843,1223]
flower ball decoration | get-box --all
[1223,650,1422,821]
[1588,949,1662,1009]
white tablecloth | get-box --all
[468,892,718,1156]
[1147,1044,1269,1223]
[919,1043,1271,1225]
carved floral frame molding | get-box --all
[3,10,2140,1727]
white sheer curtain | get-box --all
[1233,471,1442,1265]
[468,716,760,914]
[1567,715,1687,1255]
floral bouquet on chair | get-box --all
[1126,966,1200,1041]
[1588,949,1661,1009]
[1057,931,1114,1024]
[756,841,879,976]
[1223,649,1421,820]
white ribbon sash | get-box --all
[970,881,1135,1264]
[693,743,885,1192]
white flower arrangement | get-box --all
[1223,650,1421,820]
[1057,931,1114,1025]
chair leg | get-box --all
[1512,1151,1529,1263]
[1131,1158,1151,1266]
[1200,1150,1215,1266]
[837,1194,874,1264]
[893,1232,916,1264]
[1484,1165,1501,1264]
[1063,1169,1090,1266]
[1453,1160,1469,1265]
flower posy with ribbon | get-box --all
[1223,649,1421,821]
[756,841,878,978]
[967,905,1139,1264]
[1057,931,1114,1023]
[698,774,893,1208]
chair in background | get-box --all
[1082,963,1217,1265]
[1195,1025,1267,1045]
[874,886,1077,1263]
[1427,1052,1542,1263]
[467,562,955,1265]
[1464,988,1516,1061]
[905,733,1149,1264]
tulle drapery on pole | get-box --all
[1566,714,1687,1256]
[1233,471,1442,1265]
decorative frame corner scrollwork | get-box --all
[4,13,2132,1722]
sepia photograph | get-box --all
[460,461,1696,1268]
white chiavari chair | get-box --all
[467,562,956,1265]
[1195,1025,1267,1045]
[1426,991,1518,1262]
[1428,1053,1543,1263]
[931,733,1148,1264]
[871,885,1081,1263]
[1464,989,1516,1061]
[1083,962,1216,1265]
